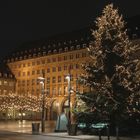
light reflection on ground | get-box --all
[0,120,56,133]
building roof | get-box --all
[0,63,15,79]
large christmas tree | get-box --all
[76,3,140,134]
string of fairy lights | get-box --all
[0,93,51,112]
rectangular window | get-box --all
[32,61,35,66]
[41,60,45,64]
[47,77,50,84]
[52,58,56,62]
[58,87,62,95]
[47,58,51,63]
[32,70,35,75]
[69,64,73,70]
[37,61,40,65]
[58,56,61,61]
[46,87,50,95]
[18,72,21,76]
[64,65,67,70]
[70,54,73,59]
[64,56,67,60]
[52,87,56,96]
[32,79,35,85]
[58,66,61,71]
[23,72,25,76]
[58,76,61,83]
[76,53,80,58]
[23,63,26,67]
[52,77,56,83]
[9,82,14,87]
[52,67,56,72]
[47,68,50,73]
[75,64,79,69]
[82,52,86,57]
[27,71,30,76]
[37,70,40,74]
[4,81,8,85]
[28,63,30,66]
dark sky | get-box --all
[1,0,140,58]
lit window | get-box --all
[23,72,25,76]
[32,62,35,66]
[47,58,51,63]
[47,77,50,84]
[46,87,50,95]
[47,68,50,73]
[58,76,61,83]
[37,61,40,65]
[58,66,61,71]
[37,70,40,74]
[32,79,35,85]
[52,87,56,95]
[23,63,25,67]
[27,71,30,76]
[64,65,67,70]
[52,67,56,72]
[0,80,2,85]
[42,60,45,64]
[76,53,80,58]
[64,56,67,60]
[52,77,56,83]
[58,87,62,95]
[69,54,73,59]
[58,57,61,61]
[32,71,35,75]
[82,52,86,57]
[75,64,79,69]
[52,58,56,62]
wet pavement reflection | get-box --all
[0,120,56,133]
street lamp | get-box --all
[65,74,71,134]
[37,74,45,133]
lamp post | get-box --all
[37,73,45,133]
[66,74,71,134]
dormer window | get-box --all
[83,44,87,48]
[53,49,57,53]
[76,45,80,49]
[64,47,68,52]
[24,55,27,59]
[38,52,41,56]
[70,46,74,50]
[43,51,46,55]
[42,46,46,49]
[33,53,36,57]
[20,56,22,60]
[48,50,51,54]
[48,45,51,48]
[59,48,62,53]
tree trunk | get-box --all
[116,125,119,140]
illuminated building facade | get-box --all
[5,29,92,120]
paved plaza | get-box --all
[0,120,139,140]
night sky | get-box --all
[1,0,140,58]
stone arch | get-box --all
[61,98,69,119]
[50,100,59,120]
